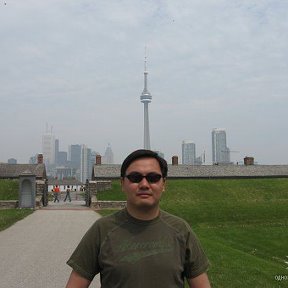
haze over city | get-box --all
[1,1,287,165]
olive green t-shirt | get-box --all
[67,209,209,288]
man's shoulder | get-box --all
[159,210,192,233]
[93,209,128,230]
[160,209,187,222]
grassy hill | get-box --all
[0,179,19,200]
[97,178,288,288]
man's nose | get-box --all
[138,177,150,187]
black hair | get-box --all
[120,149,168,178]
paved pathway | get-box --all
[0,202,101,288]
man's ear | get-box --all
[162,178,166,192]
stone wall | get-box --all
[35,195,43,208]
[0,200,18,208]
[0,198,42,209]
[87,181,97,195]
[96,181,112,191]
[87,181,111,195]
[90,195,126,210]
[36,180,45,196]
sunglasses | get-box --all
[125,172,163,183]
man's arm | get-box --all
[187,273,211,288]
[66,270,91,288]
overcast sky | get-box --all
[1,0,288,165]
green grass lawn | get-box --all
[97,178,288,288]
[97,180,125,201]
[0,209,33,231]
[0,179,19,200]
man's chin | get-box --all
[135,201,159,210]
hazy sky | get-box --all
[1,0,288,165]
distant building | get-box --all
[195,156,203,165]
[182,141,196,165]
[80,145,89,182]
[154,151,165,160]
[29,155,37,164]
[57,151,68,166]
[212,128,230,164]
[90,150,98,174]
[140,51,152,150]
[68,144,81,170]
[103,144,114,164]
[55,167,75,180]
[29,153,43,164]
[7,158,17,164]
[80,145,95,182]
[54,138,68,166]
[42,130,55,165]
[55,139,59,165]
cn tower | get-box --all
[140,51,152,150]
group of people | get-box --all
[52,185,72,203]
[65,149,211,288]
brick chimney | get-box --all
[172,155,178,165]
[37,153,43,164]
[96,154,102,165]
[244,156,254,165]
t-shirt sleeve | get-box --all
[66,222,100,281]
[184,226,210,279]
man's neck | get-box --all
[126,205,160,221]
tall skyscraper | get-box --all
[80,145,91,183]
[103,143,114,164]
[80,145,96,182]
[42,126,55,166]
[55,139,59,165]
[212,128,230,164]
[182,141,196,165]
[68,144,81,169]
[140,50,152,150]
[57,151,67,166]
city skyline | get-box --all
[1,1,288,165]
[38,131,109,180]
[9,127,249,165]
[0,125,283,166]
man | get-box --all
[66,149,211,288]
[53,185,60,203]
[64,185,72,202]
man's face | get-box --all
[121,157,166,210]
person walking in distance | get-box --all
[53,185,60,203]
[66,149,211,288]
[64,185,72,202]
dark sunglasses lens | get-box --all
[146,173,162,183]
[126,173,162,183]
[126,173,143,183]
